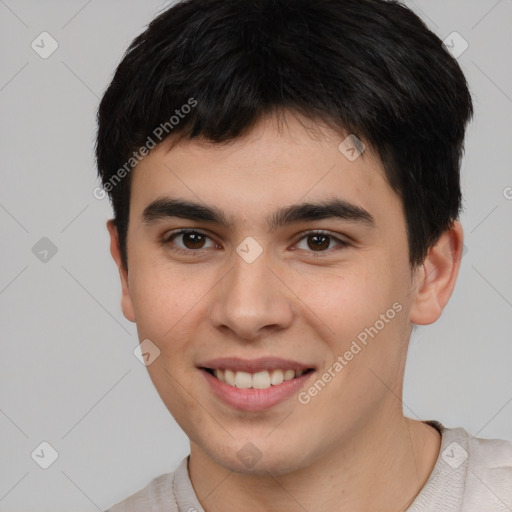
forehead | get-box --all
[129,114,401,229]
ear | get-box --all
[107,220,136,323]
[409,220,464,325]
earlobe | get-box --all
[409,221,464,325]
[106,220,136,323]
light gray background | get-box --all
[0,0,511,510]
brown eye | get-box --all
[295,230,348,254]
[306,234,331,251]
[181,232,206,249]
[163,230,217,254]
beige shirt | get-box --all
[106,421,512,511]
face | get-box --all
[111,113,429,475]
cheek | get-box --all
[128,266,210,423]
[128,258,205,339]
[295,263,397,336]
[293,260,409,384]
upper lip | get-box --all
[198,357,314,373]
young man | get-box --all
[96,0,512,510]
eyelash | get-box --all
[161,229,349,257]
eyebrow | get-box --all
[142,197,375,231]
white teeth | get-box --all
[234,371,252,389]
[270,369,284,385]
[224,369,235,386]
[284,369,295,381]
[252,371,271,389]
[210,368,308,389]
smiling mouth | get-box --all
[201,367,315,390]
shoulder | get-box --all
[105,471,176,512]
[407,422,512,511]
[468,432,512,464]
[464,432,512,509]
[104,456,197,512]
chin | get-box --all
[209,439,310,477]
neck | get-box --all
[188,415,441,512]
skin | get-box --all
[108,112,464,511]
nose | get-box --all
[209,250,294,341]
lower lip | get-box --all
[200,369,315,412]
